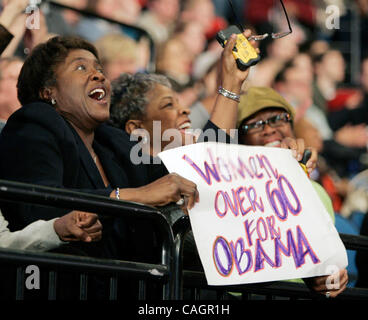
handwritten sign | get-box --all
[159,142,348,285]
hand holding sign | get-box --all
[134,173,199,211]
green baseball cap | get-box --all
[237,87,296,128]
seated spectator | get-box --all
[236,86,348,298]
[155,19,209,108]
[0,57,23,131]
[308,39,330,59]
[155,33,195,92]
[313,49,346,113]
[0,36,199,265]
[53,0,88,31]
[0,209,102,251]
[108,31,314,203]
[345,56,368,289]
[89,0,142,25]
[94,33,139,80]
[327,56,368,131]
[179,0,227,40]
[136,0,180,46]
[108,35,315,275]
[247,32,300,88]
[275,55,368,181]
[76,0,142,43]
[110,30,257,154]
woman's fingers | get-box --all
[280,137,302,160]
[171,173,199,210]
[306,147,318,173]
[306,269,348,298]
[141,173,199,210]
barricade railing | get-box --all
[171,215,368,300]
[0,179,175,300]
[1,179,368,300]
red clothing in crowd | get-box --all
[245,0,316,26]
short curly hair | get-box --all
[17,36,99,106]
[109,72,171,130]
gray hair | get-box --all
[109,72,171,130]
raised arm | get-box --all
[210,30,259,135]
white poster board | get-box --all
[159,142,348,285]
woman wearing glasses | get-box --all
[237,86,314,165]
[237,86,348,298]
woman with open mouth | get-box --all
[0,35,201,265]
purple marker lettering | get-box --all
[266,215,281,240]
[214,191,228,218]
[256,217,268,242]
[257,154,278,179]
[230,238,253,275]
[244,219,256,247]
[277,175,302,216]
[236,187,252,216]
[183,151,220,185]
[254,239,275,272]
[213,236,233,277]
[246,186,264,213]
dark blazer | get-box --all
[0,102,144,258]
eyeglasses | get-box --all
[240,112,292,134]
[248,0,293,41]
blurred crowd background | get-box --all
[1,0,368,286]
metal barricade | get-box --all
[0,179,175,300]
[1,179,368,300]
[171,215,368,300]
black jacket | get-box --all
[0,102,153,259]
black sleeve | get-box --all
[322,139,366,161]
[328,106,368,131]
[0,119,111,230]
[321,139,366,177]
[197,120,236,144]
